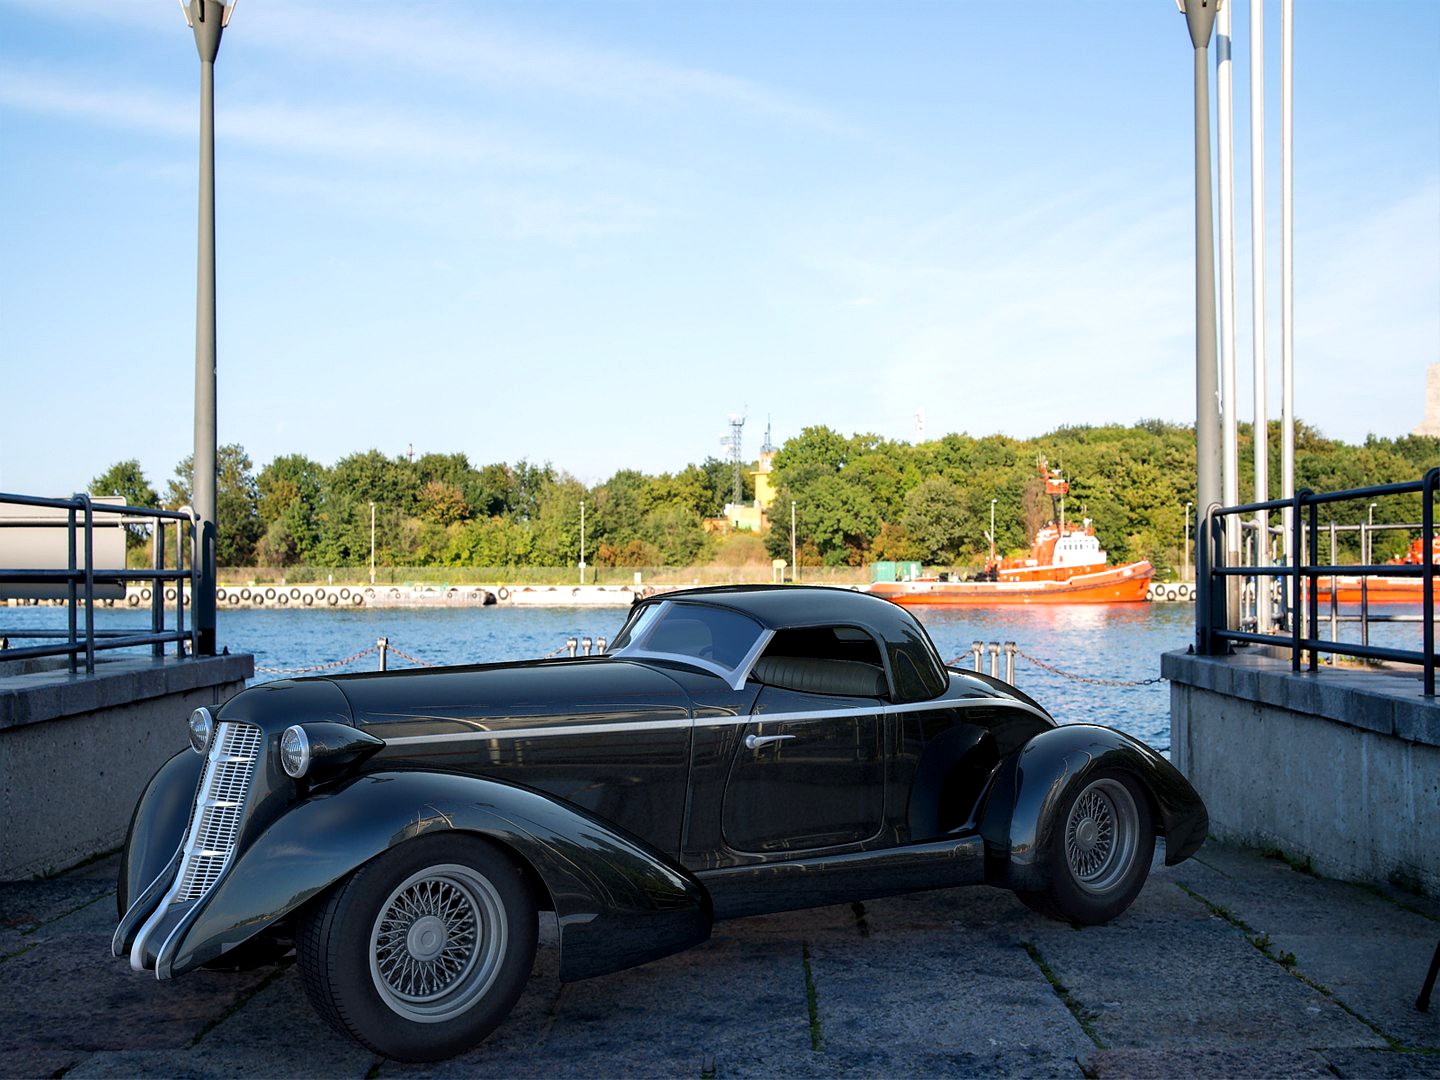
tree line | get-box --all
[89,422,1436,575]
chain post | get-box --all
[378,637,388,671]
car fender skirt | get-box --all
[161,772,712,982]
[977,725,1208,892]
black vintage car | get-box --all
[114,586,1206,1062]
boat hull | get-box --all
[1312,578,1424,604]
[867,562,1153,606]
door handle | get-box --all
[745,734,795,750]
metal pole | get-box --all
[990,498,997,565]
[378,636,388,671]
[369,501,376,585]
[791,501,797,583]
[972,641,984,671]
[66,501,77,675]
[1183,0,1222,654]
[579,500,586,586]
[1280,0,1296,563]
[1216,0,1241,625]
[1004,642,1016,684]
[1184,501,1192,582]
[1250,0,1270,634]
[188,0,227,656]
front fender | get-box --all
[978,725,1208,892]
[117,749,203,918]
[164,771,711,983]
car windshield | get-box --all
[611,600,769,684]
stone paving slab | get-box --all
[2,843,1438,1078]
[1174,845,1440,1050]
[1025,862,1385,1051]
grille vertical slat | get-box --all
[174,722,263,903]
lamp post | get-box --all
[578,500,586,585]
[1178,0,1223,653]
[182,0,235,655]
[1184,502,1193,582]
[369,501,376,585]
[791,501,797,584]
[990,498,997,566]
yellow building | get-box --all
[717,450,778,533]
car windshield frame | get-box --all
[610,600,775,690]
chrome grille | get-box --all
[173,722,263,904]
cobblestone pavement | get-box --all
[2,842,1437,1079]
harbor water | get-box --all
[1,600,1426,753]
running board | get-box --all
[698,835,986,921]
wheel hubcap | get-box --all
[1064,779,1139,895]
[368,864,508,1023]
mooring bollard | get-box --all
[566,637,578,658]
[1004,641,1016,683]
[597,636,607,653]
[971,640,984,671]
[988,642,1001,678]
[581,637,593,656]
[377,637,388,671]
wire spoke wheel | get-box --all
[1063,778,1139,895]
[367,864,508,1023]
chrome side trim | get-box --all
[112,849,183,959]
[381,696,1050,748]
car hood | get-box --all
[319,656,696,739]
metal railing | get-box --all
[1197,467,1437,696]
[0,493,199,674]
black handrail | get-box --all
[1198,468,1438,696]
[0,492,200,674]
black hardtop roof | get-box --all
[648,584,924,639]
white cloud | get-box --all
[0,0,855,135]
[0,67,580,170]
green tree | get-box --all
[902,477,969,563]
[89,459,158,548]
[256,453,326,559]
[166,445,262,566]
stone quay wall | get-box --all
[0,653,253,879]
[1165,649,1439,895]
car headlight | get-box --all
[188,707,214,755]
[280,725,311,778]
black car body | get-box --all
[114,585,1207,1061]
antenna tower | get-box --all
[720,415,746,505]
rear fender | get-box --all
[161,771,711,982]
[977,724,1208,892]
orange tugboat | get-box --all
[1313,535,1437,604]
[867,460,1153,607]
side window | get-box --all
[749,626,889,699]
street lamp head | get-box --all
[183,0,235,62]
[1175,0,1221,50]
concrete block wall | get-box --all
[0,654,253,879]
[1165,651,1439,895]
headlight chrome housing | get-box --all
[188,707,215,755]
[280,725,311,778]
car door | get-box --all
[720,683,886,854]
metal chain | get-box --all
[255,645,379,675]
[1014,648,1166,688]
[384,643,438,668]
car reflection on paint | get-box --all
[114,585,1207,1062]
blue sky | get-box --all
[1,0,1436,497]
